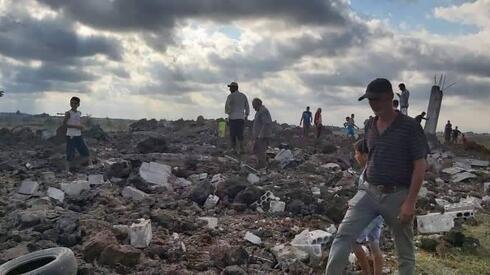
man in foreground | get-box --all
[325,78,428,275]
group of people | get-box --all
[444,120,464,144]
[223,79,429,275]
[224,81,273,168]
[34,78,430,275]
[300,106,323,139]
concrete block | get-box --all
[310,230,333,245]
[244,231,261,245]
[88,174,104,185]
[17,180,39,195]
[60,180,90,196]
[47,187,64,203]
[40,172,56,184]
[269,201,286,213]
[139,162,172,188]
[272,244,309,264]
[203,194,219,209]
[417,212,454,234]
[130,219,152,248]
[247,173,260,184]
[197,217,218,229]
[122,186,149,202]
[444,197,481,212]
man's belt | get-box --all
[366,182,402,194]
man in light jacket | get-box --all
[225,81,250,154]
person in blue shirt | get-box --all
[299,106,312,137]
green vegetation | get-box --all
[416,213,490,275]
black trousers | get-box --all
[229,119,244,146]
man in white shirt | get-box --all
[396,83,410,116]
[225,82,250,154]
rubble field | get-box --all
[1,118,489,274]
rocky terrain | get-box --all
[0,117,489,274]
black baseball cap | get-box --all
[358,78,393,101]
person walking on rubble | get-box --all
[225,81,250,154]
[444,121,452,144]
[252,98,273,169]
[396,83,410,116]
[63,96,92,174]
[314,108,323,139]
[300,106,313,138]
[344,117,356,139]
[352,139,384,275]
[326,78,428,275]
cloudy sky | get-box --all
[0,0,489,132]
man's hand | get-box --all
[399,199,416,224]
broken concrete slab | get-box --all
[17,179,39,195]
[122,186,149,202]
[269,201,286,213]
[189,173,208,183]
[274,149,295,168]
[444,197,482,212]
[139,162,172,188]
[47,187,65,203]
[247,173,260,184]
[244,231,262,245]
[455,158,489,168]
[272,244,309,265]
[322,163,341,170]
[129,219,152,248]
[452,171,477,183]
[442,167,466,175]
[88,174,104,186]
[417,212,455,234]
[60,180,90,196]
[197,217,218,229]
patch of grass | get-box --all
[416,213,490,275]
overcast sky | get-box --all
[0,0,489,132]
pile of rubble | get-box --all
[0,118,489,274]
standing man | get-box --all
[326,78,428,275]
[414,112,428,125]
[225,81,250,154]
[252,98,273,169]
[396,83,410,115]
[314,108,323,139]
[64,96,92,173]
[452,126,461,144]
[300,106,312,138]
[444,120,452,144]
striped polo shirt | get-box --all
[364,113,428,187]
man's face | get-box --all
[229,86,237,92]
[252,101,260,111]
[368,92,392,116]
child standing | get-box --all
[63,97,91,173]
[352,139,384,275]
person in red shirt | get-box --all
[314,108,322,139]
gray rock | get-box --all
[17,180,39,195]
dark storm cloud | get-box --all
[0,16,121,62]
[37,0,348,31]
[0,61,94,93]
[209,22,374,80]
